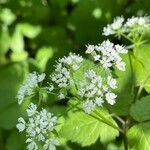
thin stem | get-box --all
[120,33,135,43]
[135,85,143,101]
[134,75,150,102]
[111,113,125,125]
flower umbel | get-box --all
[16,103,59,150]
[86,40,128,71]
[78,70,117,114]
[17,72,45,105]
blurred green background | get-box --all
[0,0,149,149]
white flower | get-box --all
[16,117,26,132]
[116,61,126,71]
[58,93,65,99]
[85,40,128,71]
[93,54,100,61]
[125,16,150,28]
[107,76,117,89]
[46,84,54,93]
[58,53,83,71]
[17,85,27,104]
[115,44,127,54]
[103,16,150,38]
[106,92,117,105]
[103,16,124,36]
[51,53,83,92]
[27,103,37,117]
[83,100,96,114]
[85,44,95,54]
[79,70,117,113]
[95,97,104,106]
[17,72,46,104]
[17,103,59,150]
[38,73,46,82]
[26,139,38,150]
[43,139,59,150]
[51,64,70,88]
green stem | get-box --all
[120,33,135,43]
[123,132,128,150]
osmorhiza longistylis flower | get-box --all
[86,40,128,71]
[16,103,59,150]
[17,72,45,105]
[77,70,117,114]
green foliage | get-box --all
[130,96,150,122]
[108,53,134,115]
[134,44,150,92]
[60,109,119,146]
[0,62,28,111]
[127,122,150,150]
[0,0,150,149]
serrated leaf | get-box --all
[60,109,119,146]
[127,122,150,150]
[130,96,150,122]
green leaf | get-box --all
[36,47,54,71]
[135,44,150,93]
[127,122,150,150]
[0,62,28,111]
[60,109,119,146]
[0,8,16,25]
[130,96,150,122]
[108,53,134,115]
[10,51,28,62]
[0,27,10,55]
[19,23,41,39]
[0,105,21,130]
[6,130,25,150]
[10,25,24,52]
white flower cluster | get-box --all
[51,53,83,89]
[51,62,70,88]
[77,70,117,114]
[58,53,83,71]
[86,40,128,71]
[16,103,59,150]
[103,16,150,37]
[17,72,45,105]
[103,16,124,36]
[125,16,150,28]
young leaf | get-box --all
[127,122,150,150]
[130,96,150,122]
[60,109,119,146]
